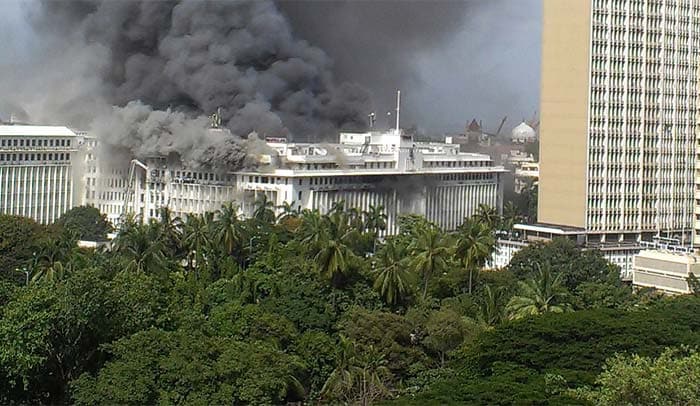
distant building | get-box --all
[0,124,81,223]
[514,162,539,194]
[510,122,536,144]
[633,249,700,295]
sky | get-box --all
[0,0,542,135]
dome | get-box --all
[511,122,536,142]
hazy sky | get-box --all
[0,0,541,135]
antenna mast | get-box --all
[395,90,401,134]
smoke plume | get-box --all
[3,0,371,169]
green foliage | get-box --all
[508,238,619,290]
[340,308,429,378]
[422,309,474,366]
[396,297,700,404]
[0,214,47,282]
[72,328,305,405]
[55,205,112,241]
[572,347,700,405]
[506,264,573,319]
[2,206,700,405]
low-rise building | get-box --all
[633,249,699,295]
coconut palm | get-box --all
[321,336,391,405]
[479,284,507,326]
[314,212,360,286]
[364,204,387,236]
[506,264,573,320]
[253,194,276,225]
[501,201,522,234]
[276,200,299,222]
[299,209,325,247]
[182,214,212,274]
[215,202,244,257]
[454,219,496,294]
[373,238,412,306]
[473,203,500,231]
[408,224,451,300]
[113,219,169,273]
[158,206,183,254]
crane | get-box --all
[121,159,149,222]
[495,116,508,137]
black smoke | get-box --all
[277,0,470,123]
[5,0,373,169]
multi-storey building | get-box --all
[234,130,506,233]
[96,130,506,233]
[0,124,81,223]
[81,134,238,225]
[539,0,699,246]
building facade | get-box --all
[98,130,506,232]
[539,0,700,246]
[633,248,700,294]
[0,125,81,223]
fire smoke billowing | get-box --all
[4,0,370,169]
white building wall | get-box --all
[0,126,79,224]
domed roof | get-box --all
[511,122,536,140]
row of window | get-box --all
[0,138,72,148]
[0,152,71,162]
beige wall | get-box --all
[538,0,591,228]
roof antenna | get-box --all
[395,90,401,134]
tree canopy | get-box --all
[0,205,693,405]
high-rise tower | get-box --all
[538,0,699,246]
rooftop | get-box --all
[0,125,77,137]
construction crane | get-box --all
[122,159,149,221]
[495,116,508,137]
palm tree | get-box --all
[182,214,212,275]
[113,219,169,273]
[299,209,325,247]
[364,205,388,253]
[408,224,451,300]
[321,336,391,405]
[276,200,298,222]
[454,219,496,294]
[373,238,412,306]
[506,264,573,320]
[479,284,507,326]
[314,212,359,286]
[501,201,522,234]
[253,194,276,225]
[158,206,182,254]
[364,205,387,235]
[473,204,500,231]
[215,202,244,257]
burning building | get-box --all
[82,127,506,233]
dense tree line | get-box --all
[0,202,698,404]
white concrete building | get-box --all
[633,249,700,295]
[0,125,81,223]
[103,130,506,232]
[514,162,539,194]
[237,130,506,233]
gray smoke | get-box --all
[3,0,371,169]
[277,0,541,134]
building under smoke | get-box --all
[86,128,506,233]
